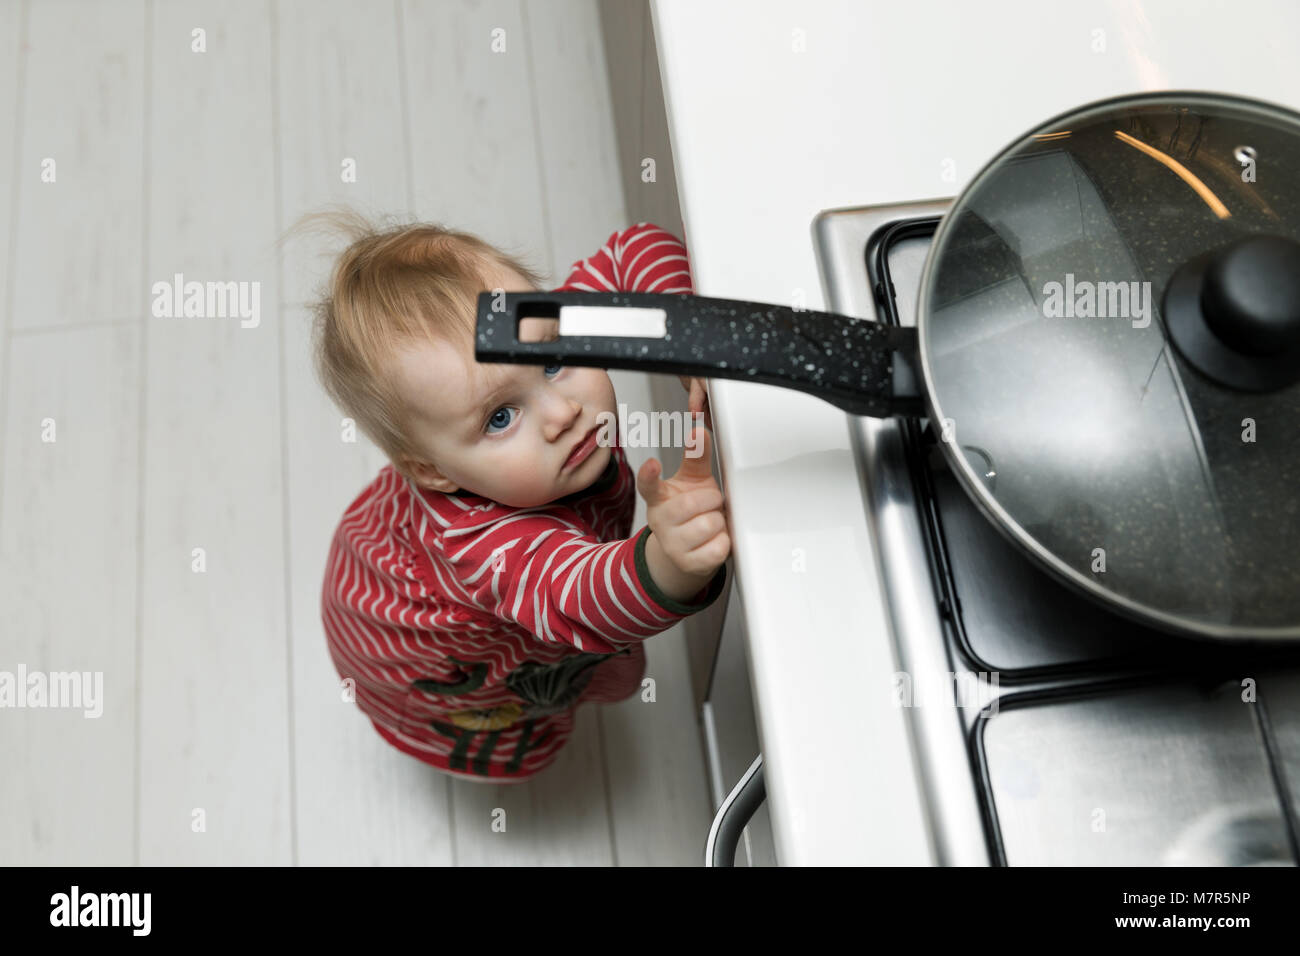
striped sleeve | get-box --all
[430,506,726,654]
[556,222,694,294]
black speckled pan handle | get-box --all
[474,292,921,419]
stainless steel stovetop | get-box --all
[813,201,1300,866]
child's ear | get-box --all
[404,458,459,493]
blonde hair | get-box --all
[284,206,547,482]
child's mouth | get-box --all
[563,427,601,470]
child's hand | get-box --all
[677,376,713,435]
[677,375,708,414]
[637,424,730,581]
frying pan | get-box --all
[474,91,1300,642]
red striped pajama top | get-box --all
[320,223,727,782]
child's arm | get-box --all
[426,500,725,654]
[558,222,709,418]
[545,223,727,604]
[556,222,693,295]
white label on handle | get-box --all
[558,305,667,338]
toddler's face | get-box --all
[392,266,617,508]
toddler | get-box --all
[312,215,730,783]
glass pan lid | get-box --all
[917,92,1300,639]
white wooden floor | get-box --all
[0,0,715,866]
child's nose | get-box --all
[546,397,583,436]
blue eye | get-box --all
[483,366,564,435]
[485,406,516,434]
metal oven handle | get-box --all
[704,754,766,867]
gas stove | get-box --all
[813,201,1300,866]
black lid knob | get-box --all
[1201,235,1300,356]
[1163,234,1300,392]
